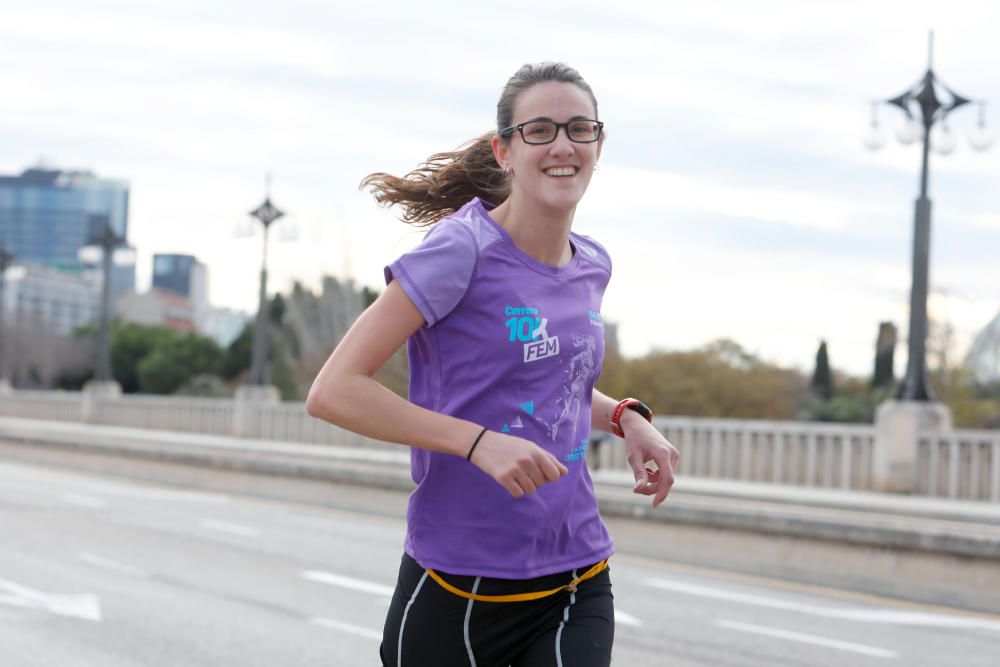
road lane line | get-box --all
[60,494,107,508]
[310,617,382,640]
[615,610,643,627]
[77,553,150,578]
[0,578,102,622]
[617,552,1000,622]
[200,519,261,537]
[301,571,395,597]
[649,579,1000,632]
[715,619,898,659]
[91,486,230,503]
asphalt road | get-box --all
[2,458,999,666]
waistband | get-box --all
[409,555,610,604]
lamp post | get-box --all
[0,246,15,387]
[247,195,285,386]
[87,221,128,383]
[865,31,992,401]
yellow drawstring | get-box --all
[425,560,609,603]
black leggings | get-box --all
[380,553,614,667]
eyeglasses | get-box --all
[499,119,604,145]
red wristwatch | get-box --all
[609,398,653,437]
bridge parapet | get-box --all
[4,389,999,501]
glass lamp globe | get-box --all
[968,125,994,151]
[863,123,887,150]
[77,245,102,263]
[932,124,957,155]
[895,118,922,145]
[112,247,137,267]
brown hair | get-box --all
[360,62,599,226]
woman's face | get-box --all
[496,81,603,215]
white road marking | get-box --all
[77,553,150,578]
[60,494,107,508]
[715,619,899,659]
[0,578,101,622]
[649,578,1000,632]
[301,570,394,597]
[310,617,382,640]
[615,609,643,627]
[200,519,260,537]
[90,486,229,503]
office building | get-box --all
[116,289,196,332]
[152,254,208,324]
[1,263,101,336]
[0,166,135,297]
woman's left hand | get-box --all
[620,411,679,508]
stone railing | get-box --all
[2,387,997,501]
[917,429,1000,501]
[0,389,81,423]
[595,417,876,491]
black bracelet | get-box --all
[466,427,489,461]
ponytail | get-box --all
[359,132,509,227]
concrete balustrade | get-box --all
[918,430,1000,501]
[5,388,1000,501]
[596,417,876,491]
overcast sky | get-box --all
[4,0,999,377]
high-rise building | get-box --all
[0,166,135,296]
[116,288,196,332]
[151,254,208,327]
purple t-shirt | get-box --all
[384,197,615,578]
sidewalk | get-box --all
[2,416,999,613]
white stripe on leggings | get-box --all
[554,569,579,667]
[463,577,481,666]
[398,571,429,667]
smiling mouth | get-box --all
[543,167,578,177]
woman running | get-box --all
[306,61,679,667]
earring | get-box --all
[501,166,510,177]
[593,163,599,171]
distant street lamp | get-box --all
[0,246,15,386]
[80,219,131,384]
[864,32,992,401]
[247,194,285,386]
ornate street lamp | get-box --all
[864,32,992,401]
[247,194,285,386]
[81,220,131,383]
[0,246,15,386]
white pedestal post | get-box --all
[873,399,952,493]
[232,384,280,437]
[81,380,122,423]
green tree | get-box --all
[221,323,253,381]
[872,322,897,390]
[136,333,224,394]
[111,323,178,393]
[596,339,804,419]
[810,340,833,400]
[361,286,380,309]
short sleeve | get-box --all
[384,219,478,326]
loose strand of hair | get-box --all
[359,132,509,227]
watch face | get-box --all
[626,400,653,421]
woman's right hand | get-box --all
[468,431,568,498]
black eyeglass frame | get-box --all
[498,119,605,145]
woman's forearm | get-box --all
[592,388,618,432]
[307,372,481,458]
[591,388,648,433]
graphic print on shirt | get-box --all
[545,334,596,442]
[504,306,560,363]
[565,437,590,463]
